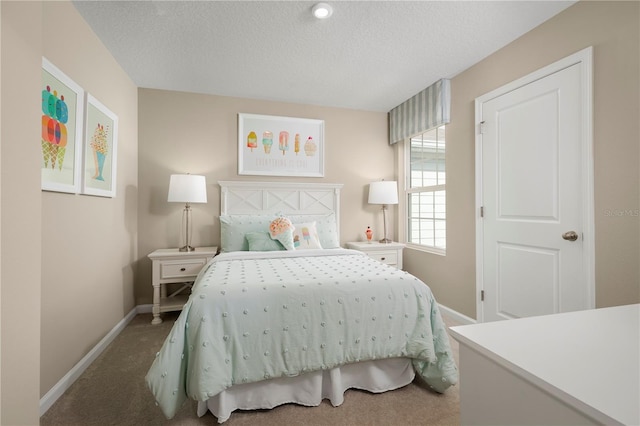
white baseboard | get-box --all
[438,303,476,325]
[136,303,152,314]
[39,305,148,416]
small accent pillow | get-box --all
[287,212,339,248]
[269,217,295,250]
[292,222,322,250]
[245,231,285,251]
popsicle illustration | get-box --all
[304,136,317,157]
[294,133,300,155]
[247,131,257,151]
[302,227,310,245]
[262,131,273,154]
[279,131,289,155]
[294,235,300,248]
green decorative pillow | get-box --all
[245,231,285,251]
[269,217,295,250]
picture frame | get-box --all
[238,113,324,177]
[41,57,84,193]
[82,94,119,197]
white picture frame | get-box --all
[82,93,119,197]
[238,113,324,177]
[41,57,84,194]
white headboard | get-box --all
[218,180,344,237]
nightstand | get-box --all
[148,247,217,324]
[346,241,405,269]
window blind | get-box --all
[388,78,451,145]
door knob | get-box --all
[562,231,579,241]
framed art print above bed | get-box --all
[238,113,324,177]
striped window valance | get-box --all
[389,78,451,145]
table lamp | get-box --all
[368,180,398,243]
[168,174,207,251]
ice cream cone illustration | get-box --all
[262,131,273,154]
[41,140,52,168]
[279,131,289,155]
[41,86,69,170]
[304,136,317,157]
[90,123,109,181]
[41,116,68,170]
[51,145,60,169]
[247,131,257,151]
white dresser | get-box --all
[346,241,405,269]
[450,304,640,425]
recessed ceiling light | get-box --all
[312,3,333,19]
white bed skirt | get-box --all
[197,358,415,423]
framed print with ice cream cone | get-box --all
[82,94,118,197]
[41,58,84,193]
[238,113,324,177]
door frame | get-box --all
[474,47,595,322]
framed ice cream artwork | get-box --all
[41,57,84,193]
[82,94,118,197]
[238,113,324,177]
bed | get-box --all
[146,181,458,422]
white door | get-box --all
[476,48,594,322]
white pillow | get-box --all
[287,212,339,248]
[291,222,322,250]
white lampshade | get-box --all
[368,180,398,205]
[167,174,207,203]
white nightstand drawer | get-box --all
[160,259,208,280]
[367,251,397,265]
[346,241,405,270]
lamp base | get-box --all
[379,238,393,244]
[178,245,195,252]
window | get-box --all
[406,126,446,251]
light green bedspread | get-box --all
[146,249,458,419]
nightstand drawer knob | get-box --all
[180,267,186,272]
[381,257,386,261]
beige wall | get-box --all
[137,89,393,304]
[39,1,138,398]
[402,0,640,318]
[1,1,138,422]
[1,2,42,424]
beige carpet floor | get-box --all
[41,310,461,426]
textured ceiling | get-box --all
[73,1,575,112]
